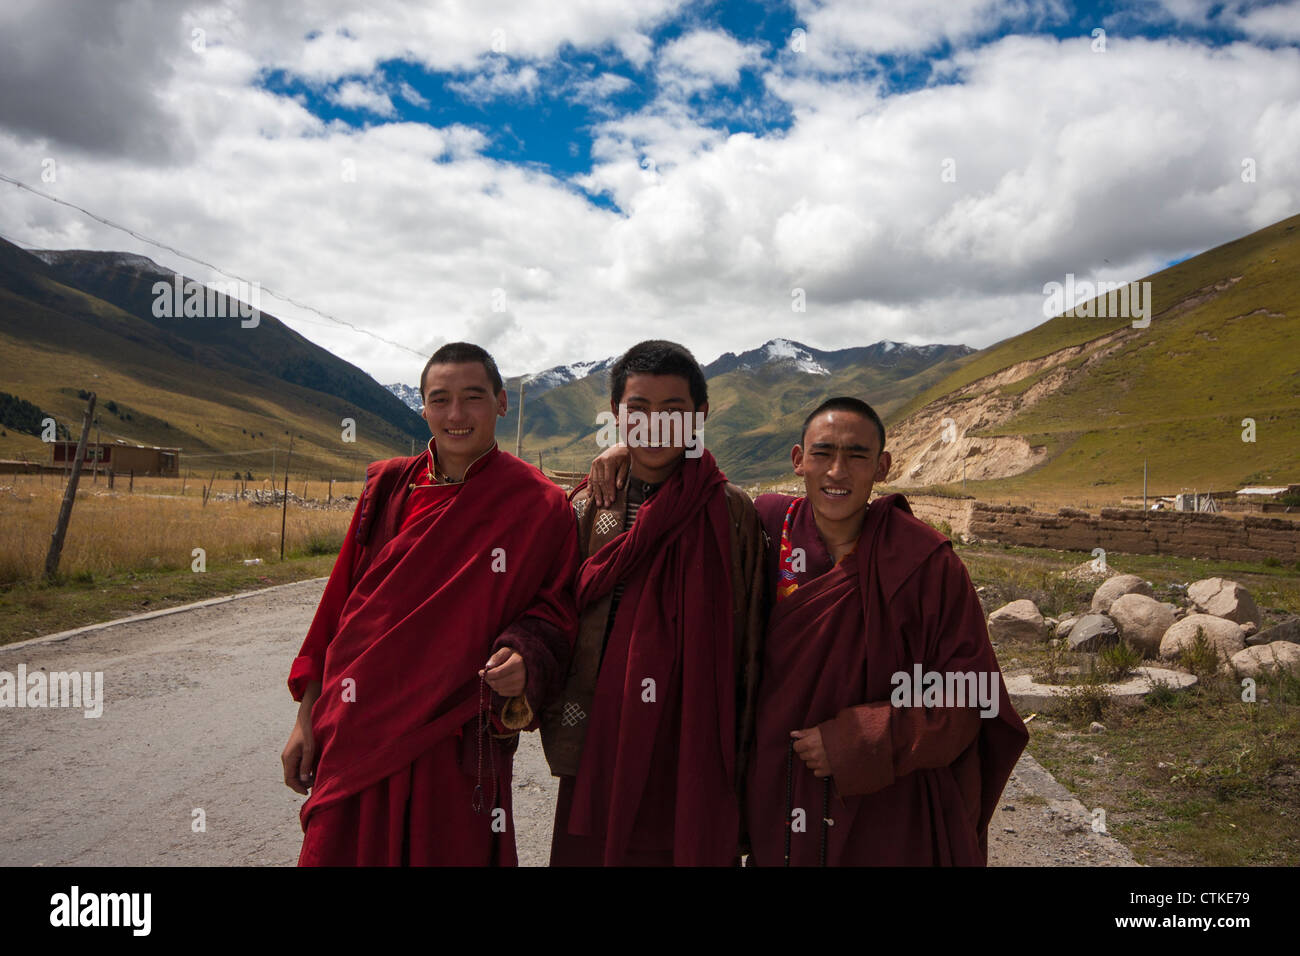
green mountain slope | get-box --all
[884,213,1300,497]
[0,240,420,478]
[501,340,973,481]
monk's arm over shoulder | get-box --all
[819,545,985,796]
[287,496,365,702]
[491,490,581,731]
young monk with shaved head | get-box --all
[281,342,578,866]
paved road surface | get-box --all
[0,580,1135,867]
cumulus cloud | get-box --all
[328,80,398,116]
[0,0,194,162]
[787,0,1069,68]
[657,29,766,94]
[0,0,1297,388]
[447,61,541,103]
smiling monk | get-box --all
[281,342,578,866]
[541,340,766,866]
[746,397,1027,865]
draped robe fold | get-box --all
[551,452,749,866]
[288,446,578,866]
[746,492,1028,866]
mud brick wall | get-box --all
[965,502,1300,562]
[901,495,976,536]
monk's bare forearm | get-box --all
[299,680,322,710]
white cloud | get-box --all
[657,29,766,94]
[219,0,686,81]
[1229,1,1300,42]
[787,0,1069,68]
[447,62,541,102]
[397,81,430,109]
[1,0,1297,390]
[572,71,636,105]
[328,80,398,116]
[1139,0,1300,42]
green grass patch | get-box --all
[0,551,338,645]
[964,538,1300,865]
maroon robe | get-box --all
[747,492,1027,866]
[288,443,578,866]
[553,452,740,866]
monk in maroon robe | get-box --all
[281,343,578,866]
[746,397,1027,865]
[541,340,766,866]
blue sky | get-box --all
[257,0,1294,190]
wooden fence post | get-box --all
[280,436,294,560]
[44,393,96,579]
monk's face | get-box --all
[421,362,507,460]
[614,373,708,477]
[793,411,891,525]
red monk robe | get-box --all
[289,442,578,866]
[746,492,1027,866]
[545,450,764,866]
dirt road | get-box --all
[0,580,1135,866]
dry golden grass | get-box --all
[0,472,362,584]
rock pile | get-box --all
[988,572,1299,677]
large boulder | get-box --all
[1091,574,1153,614]
[1246,617,1300,647]
[1067,614,1119,652]
[1187,578,1260,626]
[1159,614,1247,663]
[988,600,1047,643]
[1056,617,1079,640]
[1228,642,1300,678]
[1109,593,1176,658]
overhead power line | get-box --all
[0,171,425,357]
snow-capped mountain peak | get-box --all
[762,338,831,375]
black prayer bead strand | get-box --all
[784,737,794,867]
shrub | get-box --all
[1098,640,1142,683]
[1058,681,1110,725]
[1181,625,1223,680]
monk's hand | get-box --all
[791,728,832,778]
[588,443,629,509]
[282,686,320,795]
[481,646,527,699]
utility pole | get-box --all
[515,377,526,458]
[1143,458,1148,511]
[280,435,294,559]
[45,392,95,579]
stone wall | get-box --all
[964,502,1300,562]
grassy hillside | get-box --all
[0,242,416,478]
[885,214,1300,498]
